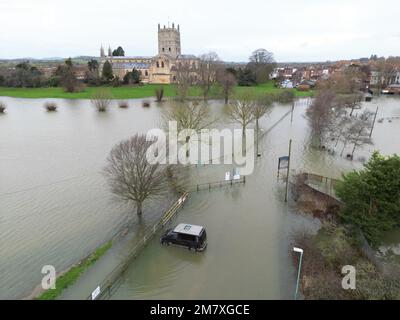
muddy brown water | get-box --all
[0,96,399,299]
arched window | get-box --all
[145,70,148,76]
[161,61,165,68]
[162,48,165,52]
[169,47,171,52]
[156,62,160,68]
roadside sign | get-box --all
[91,286,101,300]
[278,156,289,170]
[233,168,240,180]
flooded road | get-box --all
[0,95,399,299]
[110,95,400,299]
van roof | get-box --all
[173,223,204,236]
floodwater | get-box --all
[0,95,399,299]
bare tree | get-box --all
[226,96,256,137]
[174,60,193,101]
[0,101,6,113]
[375,60,396,93]
[341,110,373,159]
[103,134,182,216]
[248,48,276,83]
[252,95,273,155]
[91,89,113,112]
[217,68,237,104]
[336,93,363,116]
[155,87,164,102]
[44,102,57,112]
[198,52,220,100]
[57,58,80,93]
[305,90,337,147]
[162,102,215,157]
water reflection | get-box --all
[0,95,399,299]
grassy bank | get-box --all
[0,82,313,100]
[36,240,112,300]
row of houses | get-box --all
[271,60,400,92]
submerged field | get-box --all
[0,82,313,99]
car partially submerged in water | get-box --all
[160,223,207,251]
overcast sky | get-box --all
[0,0,399,62]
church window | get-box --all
[169,47,171,52]
[156,62,160,68]
[145,70,148,76]
[161,61,165,68]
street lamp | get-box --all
[293,247,303,300]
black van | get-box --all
[160,223,207,252]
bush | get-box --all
[335,152,400,244]
[45,102,57,112]
[292,223,400,300]
[155,87,164,102]
[118,100,129,108]
[277,90,295,103]
[91,89,113,112]
[0,101,6,113]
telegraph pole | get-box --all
[369,105,379,138]
[290,101,294,124]
[284,139,292,203]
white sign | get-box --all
[233,168,240,180]
[225,171,231,181]
[91,286,101,300]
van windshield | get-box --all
[199,230,207,243]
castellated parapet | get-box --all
[158,23,181,58]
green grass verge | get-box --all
[36,240,112,300]
[0,82,313,100]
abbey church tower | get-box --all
[158,23,181,58]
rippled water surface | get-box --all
[0,96,399,299]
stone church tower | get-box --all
[158,23,181,58]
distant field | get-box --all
[0,82,313,100]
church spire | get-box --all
[108,46,112,57]
[100,45,105,58]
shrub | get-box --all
[45,102,57,112]
[155,87,164,102]
[91,89,113,112]
[335,152,400,244]
[277,90,295,103]
[0,101,6,113]
[118,101,129,108]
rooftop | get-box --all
[173,223,204,236]
[111,62,150,69]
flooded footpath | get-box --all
[0,96,399,299]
